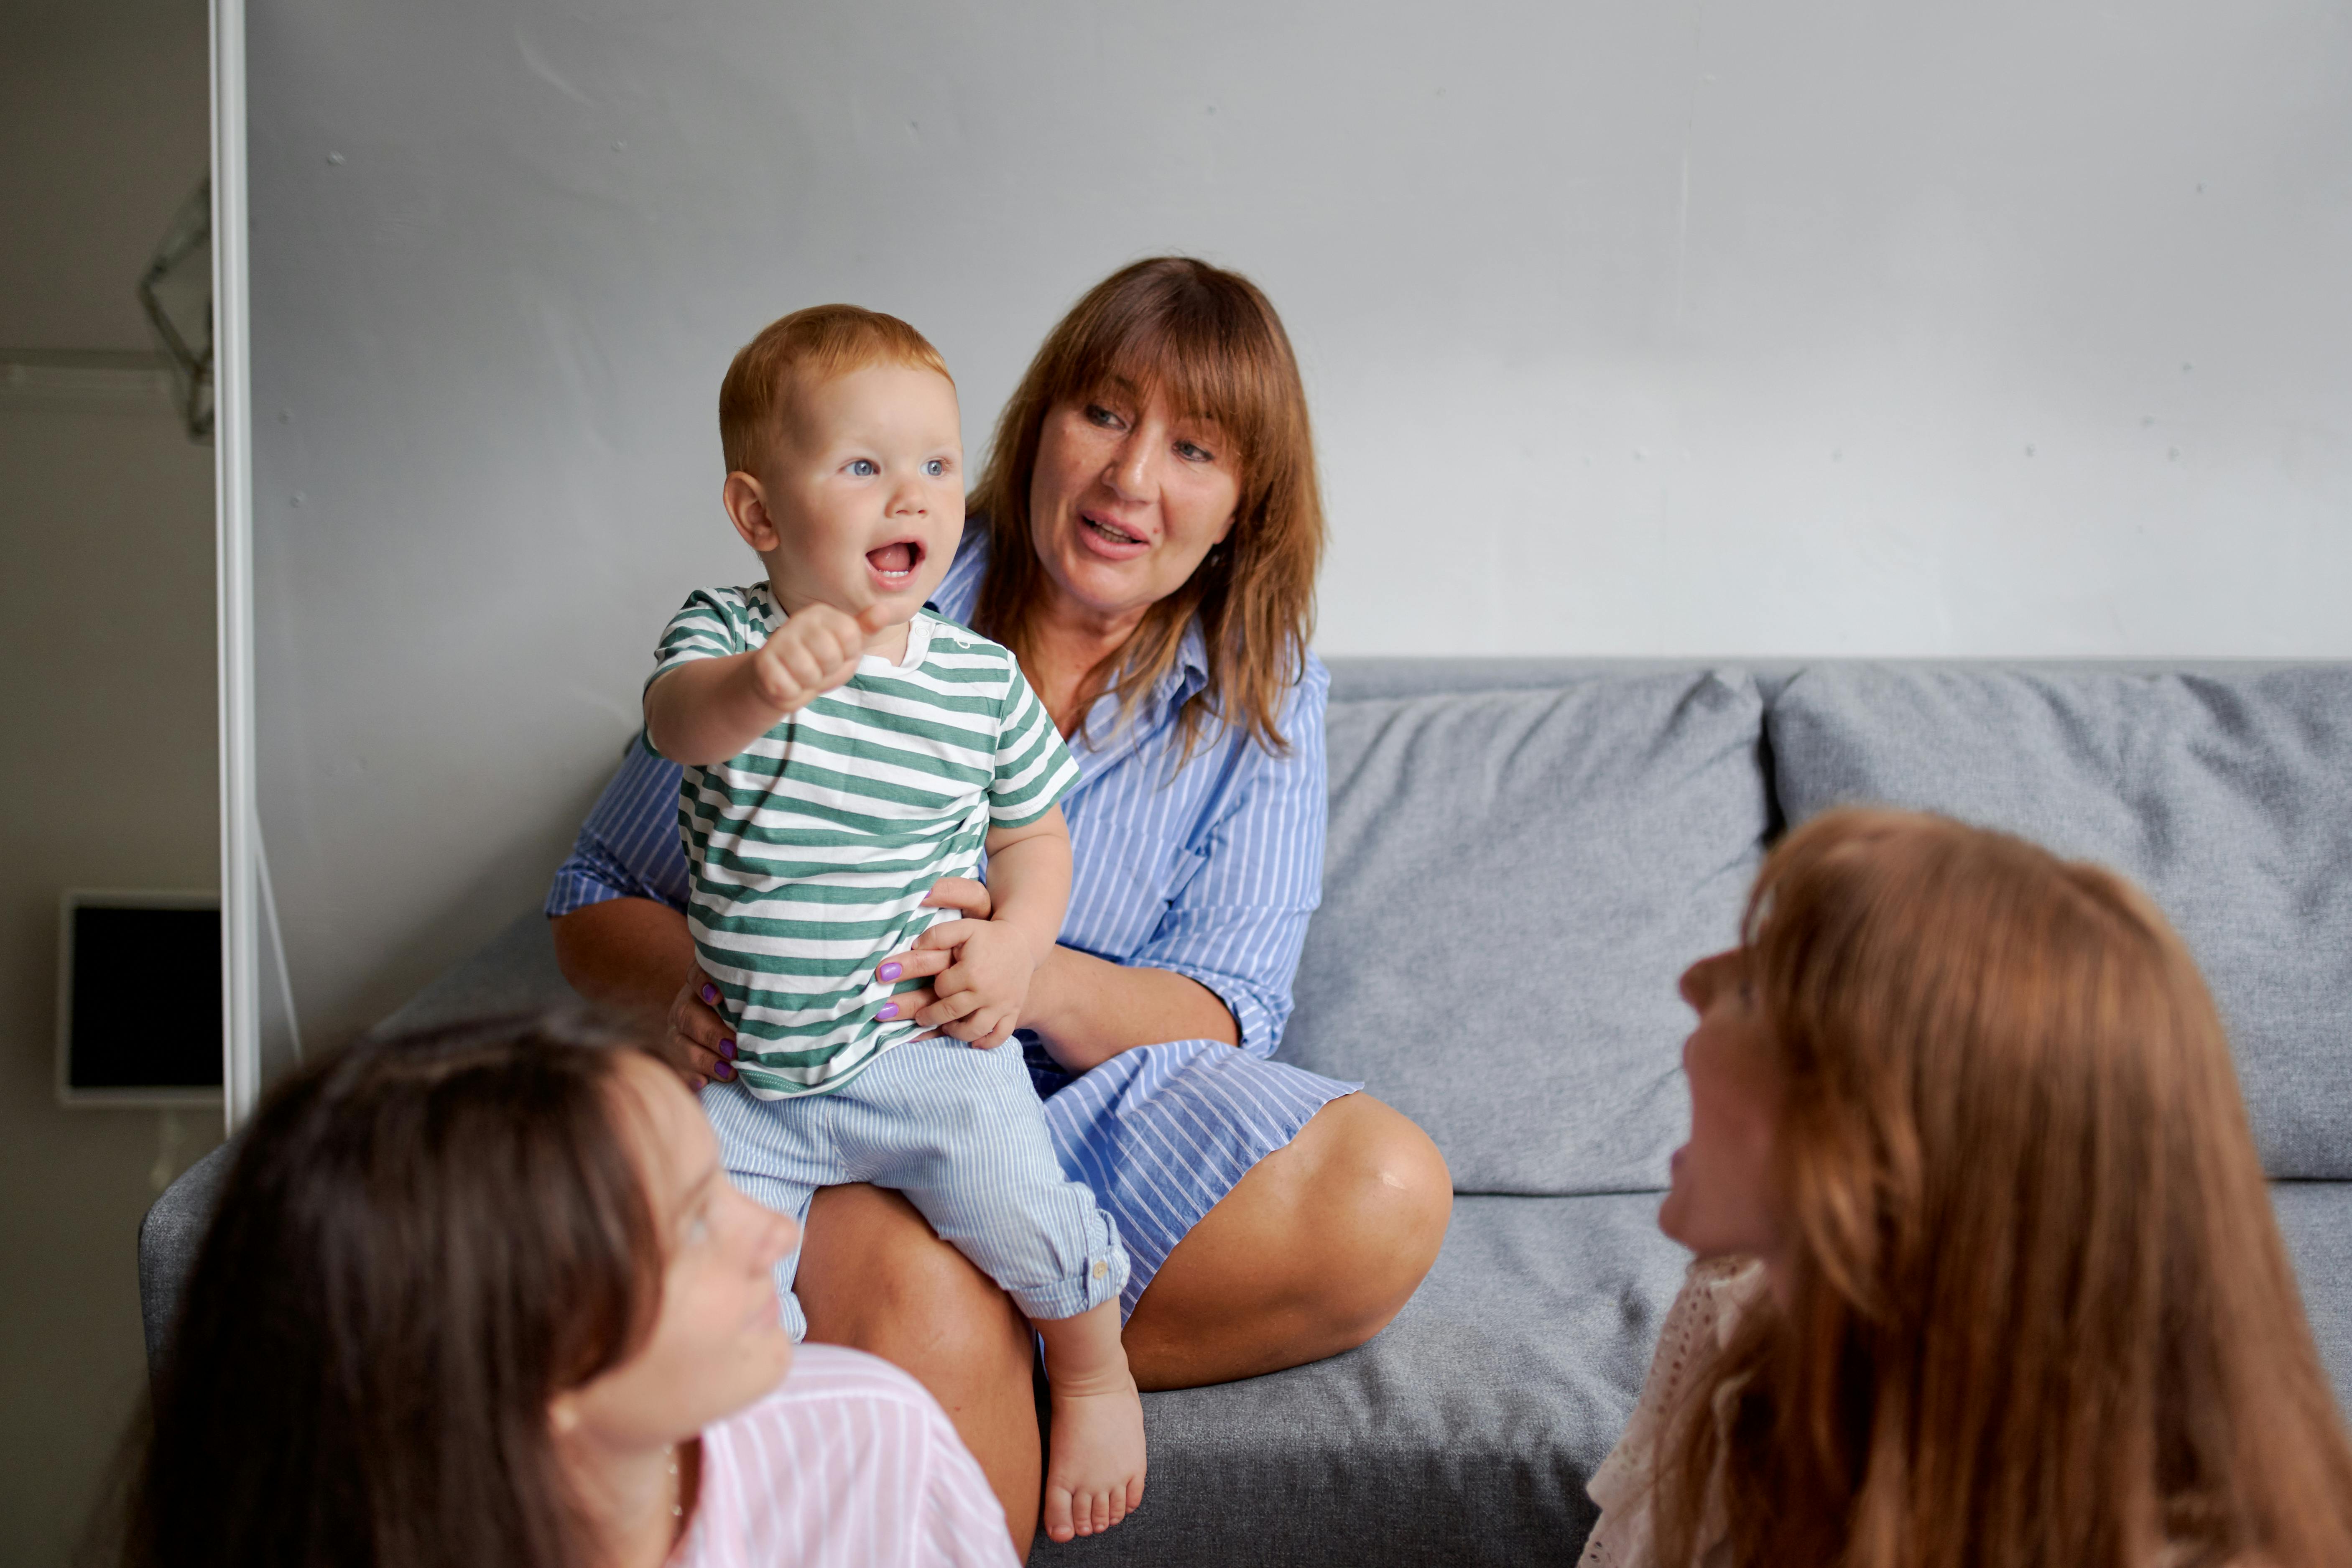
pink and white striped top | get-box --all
[673,1345,1019,1568]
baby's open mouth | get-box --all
[867,540,923,576]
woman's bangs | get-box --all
[1078,309,1276,474]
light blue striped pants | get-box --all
[702,1038,1130,1338]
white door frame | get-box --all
[212,0,260,1132]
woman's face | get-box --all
[1026,386,1241,629]
[550,1055,797,1451]
[1658,949,1788,1267]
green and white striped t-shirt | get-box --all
[648,584,1079,1099]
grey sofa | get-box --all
[140,658,2352,1565]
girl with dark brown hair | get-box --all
[548,257,1452,1549]
[1581,809,2352,1568]
[122,1017,1017,1568]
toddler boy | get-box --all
[643,305,1143,1543]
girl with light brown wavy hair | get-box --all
[1582,808,2352,1568]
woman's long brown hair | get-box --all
[1654,809,2352,1568]
[966,256,1324,760]
[120,1016,663,1568]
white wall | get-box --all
[0,1,221,1559]
[247,0,2352,1043]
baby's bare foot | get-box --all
[1042,1377,1146,1543]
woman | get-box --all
[123,1015,1018,1568]
[548,256,1453,1544]
[1583,809,2352,1568]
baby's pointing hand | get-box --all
[749,602,894,714]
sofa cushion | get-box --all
[1026,1181,2352,1566]
[146,1155,2352,1568]
[138,1139,235,1371]
[1768,666,2352,1180]
[1031,1191,1693,1566]
[1280,672,1770,1195]
[365,909,583,1037]
[2276,1181,2352,1410]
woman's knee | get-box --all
[1330,1099,1451,1279]
[1276,1095,1453,1340]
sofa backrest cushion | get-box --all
[1279,671,1769,1195]
[1768,665,2352,1180]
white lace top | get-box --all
[1578,1255,1767,1568]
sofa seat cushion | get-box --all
[145,1153,2352,1568]
[1769,666,2352,1179]
[1032,1191,1691,1566]
[146,1171,1703,1562]
[2275,1181,2352,1409]
[1280,672,1770,1195]
[1028,1178,2352,1567]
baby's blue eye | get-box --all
[924,459,946,477]
[847,459,878,477]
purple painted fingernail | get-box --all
[714,1061,735,1080]
[719,1038,736,1060]
[878,1002,899,1020]
[879,962,902,982]
[700,984,717,1004]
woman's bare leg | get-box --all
[1122,1093,1453,1390]
[792,1094,1451,1549]
[796,1183,1042,1555]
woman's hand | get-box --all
[662,971,740,1089]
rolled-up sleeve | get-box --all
[1129,661,1329,1057]
[543,737,694,917]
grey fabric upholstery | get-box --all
[137,1140,234,1372]
[366,907,584,1037]
[1032,1181,2352,1565]
[1281,671,1769,1194]
[2277,1181,2352,1407]
[133,658,2352,1568]
[138,1142,2352,1568]
[1030,1193,1691,1566]
[1769,665,2352,1178]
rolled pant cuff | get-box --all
[1013,1247,1130,1323]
